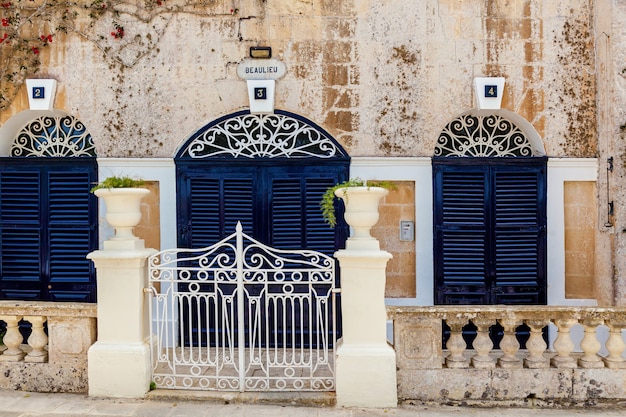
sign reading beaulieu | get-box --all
[237,59,286,80]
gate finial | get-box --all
[236,221,242,233]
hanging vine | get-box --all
[0,0,242,111]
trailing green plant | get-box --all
[0,328,5,346]
[90,175,145,192]
[320,178,396,228]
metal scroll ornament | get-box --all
[11,115,96,157]
[181,113,343,159]
[435,113,533,157]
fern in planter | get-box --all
[320,178,396,228]
[90,176,145,193]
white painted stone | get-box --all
[25,79,57,111]
[88,342,152,398]
[334,249,397,407]
[246,79,276,114]
[87,248,157,397]
[336,343,397,408]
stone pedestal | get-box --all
[334,249,397,408]
[87,245,157,398]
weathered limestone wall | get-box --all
[3,0,626,302]
[0,0,600,159]
[607,0,626,306]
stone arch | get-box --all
[434,109,545,157]
[0,110,96,157]
[176,109,349,160]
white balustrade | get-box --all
[550,318,578,369]
[524,319,550,368]
[471,318,496,369]
[603,319,626,369]
[0,315,48,363]
[388,306,626,371]
[578,318,604,368]
[24,315,48,363]
[497,318,522,369]
[445,317,469,368]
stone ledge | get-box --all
[398,368,626,404]
[0,361,88,393]
[0,301,96,318]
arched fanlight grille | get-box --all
[11,115,96,157]
[435,113,534,157]
[179,112,347,159]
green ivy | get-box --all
[320,178,396,228]
[90,175,145,192]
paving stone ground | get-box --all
[1,390,626,417]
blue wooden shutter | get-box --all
[268,168,345,255]
[434,159,546,305]
[0,171,42,299]
[47,170,97,301]
[493,166,546,304]
[434,165,489,304]
[180,169,255,248]
[0,161,97,302]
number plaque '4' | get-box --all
[485,85,498,98]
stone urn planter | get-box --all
[94,188,150,240]
[91,176,149,241]
[321,179,393,250]
[335,186,388,241]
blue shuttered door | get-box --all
[433,158,547,305]
[0,159,98,302]
[176,162,347,347]
[177,164,347,253]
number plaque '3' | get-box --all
[254,87,267,100]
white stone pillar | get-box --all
[87,243,157,398]
[334,248,397,408]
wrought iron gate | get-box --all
[147,223,338,391]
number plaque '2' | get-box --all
[32,87,45,99]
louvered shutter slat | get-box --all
[189,178,221,247]
[271,178,303,250]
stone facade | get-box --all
[0,0,625,303]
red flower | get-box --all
[1,18,8,26]
[31,46,39,54]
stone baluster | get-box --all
[497,318,522,368]
[603,319,626,369]
[471,318,496,369]
[550,319,578,368]
[524,319,549,369]
[445,317,469,368]
[578,318,604,368]
[0,315,25,362]
[24,316,48,363]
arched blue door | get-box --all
[0,115,98,302]
[175,110,350,346]
[433,111,547,347]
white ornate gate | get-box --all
[147,223,337,391]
